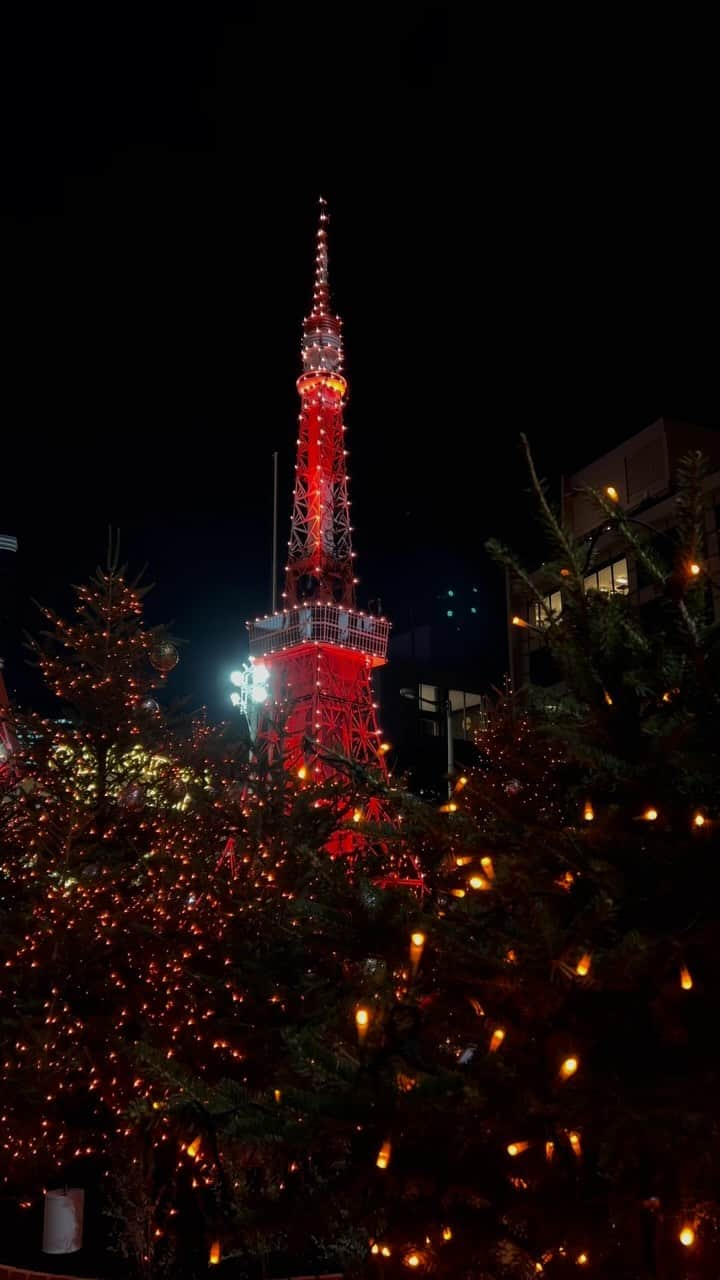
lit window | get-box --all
[584,556,629,596]
[419,684,438,711]
[531,590,563,629]
[612,557,629,592]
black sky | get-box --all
[1,5,718,714]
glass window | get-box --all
[531,591,562,629]
[419,683,438,711]
[585,556,629,596]
[612,557,629,593]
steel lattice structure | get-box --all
[247,200,390,780]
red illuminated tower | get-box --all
[247,200,390,780]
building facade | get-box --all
[510,420,720,690]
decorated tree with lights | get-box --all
[0,552,251,1275]
[3,443,720,1280]
[136,445,720,1280]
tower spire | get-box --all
[313,195,330,309]
[301,197,344,378]
[287,199,352,606]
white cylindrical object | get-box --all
[42,1187,84,1254]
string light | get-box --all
[442,1226,453,1241]
[605,485,619,501]
[680,966,693,991]
[567,1131,582,1157]
[560,1056,579,1080]
[576,1252,588,1265]
[545,1140,555,1162]
[642,807,658,822]
[507,1141,530,1156]
[489,1027,506,1053]
[375,1139,392,1170]
[688,562,701,577]
[693,811,705,828]
[355,1007,370,1042]
[403,1251,426,1269]
[209,1240,221,1265]
[468,874,489,891]
[410,931,425,974]
[679,1225,695,1247]
[480,855,495,879]
[575,953,592,978]
[583,800,594,822]
[511,615,529,629]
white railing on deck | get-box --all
[248,605,389,662]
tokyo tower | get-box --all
[246,199,390,780]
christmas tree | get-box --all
[142,443,720,1278]
[2,446,720,1279]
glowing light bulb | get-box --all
[376,1139,391,1170]
[439,801,458,813]
[568,1130,582,1157]
[274,1088,282,1103]
[209,1240,221,1265]
[512,614,529,628]
[489,1027,506,1053]
[679,1225,695,1247]
[689,562,701,577]
[186,1136,202,1158]
[481,855,495,879]
[410,931,425,974]
[693,811,705,827]
[468,874,489,890]
[381,1245,391,1257]
[680,966,693,991]
[355,1007,370,1041]
[352,808,363,822]
[507,1141,530,1156]
[605,485,619,502]
[442,1226,453,1241]
[643,807,658,821]
[379,741,391,753]
[576,1252,589,1265]
[603,689,613,705]
[297,765,308,780]
[576,953,592,977]
[583,801,594,822]
[545,1140,555,1162]
[560,1056,579,1080]
[404,1252,421,1268]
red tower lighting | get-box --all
[246,200,390,779]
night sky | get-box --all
[2,6,718,716]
